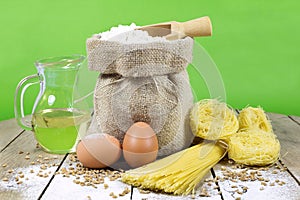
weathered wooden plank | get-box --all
[0,131,65,200]
[1,112,298,200]
[132,178,222,200]
[289,115,300,125]
[41,154,132,200]
[0,118,24,151]
[41,153,221,200]
[214,160,300,200]
[268,112,300,182]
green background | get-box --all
[0,0,299,121]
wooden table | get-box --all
[0,113,299,200]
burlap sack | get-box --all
[86,35,194,156]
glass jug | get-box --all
[14,55,91,154]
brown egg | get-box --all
[76,134,121,168]
[123,122,159,168]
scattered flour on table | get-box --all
[98,23,169,44]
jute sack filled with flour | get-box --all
[86,32,194,156]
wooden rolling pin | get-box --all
[137,16,212,40]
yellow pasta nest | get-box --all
[228,107,280,166]
[228,129,280,166]
[190,99,239,141]
[238,107,272,132]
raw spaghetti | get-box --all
[122,141,227,195]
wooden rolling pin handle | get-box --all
[182,16,212,37]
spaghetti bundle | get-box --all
[190,99,238,141]
[228,107,280,166]
[122,141,227,195]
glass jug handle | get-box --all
[14,74,40,130]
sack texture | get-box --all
[86,36,194,156]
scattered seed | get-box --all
[237,190,243,195]
[228,159,234,164]
[270,182,275,186]
[25,155,30,160]
[17,180,23,184]
[261,182,267,186]
[7,169,14,173]
[199,192,207,197]
[2,163,7,167]
[139,189,150,194]
[260,187,264,191]
[19,151,24,154]
[40,165,47,170]
[257,172,262,176]
[2,177,9,182]
[278,181,286,186]
[221,166,226,171]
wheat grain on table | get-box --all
[0,113,299,200]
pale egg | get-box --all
[123,122,159,168]
[76,133,121,168]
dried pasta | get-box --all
[122,141,227,195]
[238,107,273,132]
[228,129,280,166]
[189,99,238,141]
[228,107,280,166]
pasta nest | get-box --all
[190,99,238,141]
[238,107,273,132]
[228,129,280,166]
